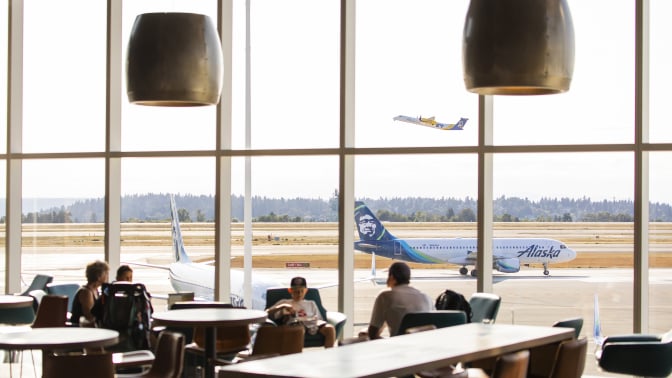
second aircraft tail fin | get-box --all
[170,195,192,264]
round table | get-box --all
[152,308,267,378]
[0,327,119,350]
[0,295,33,309]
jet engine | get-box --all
[494,258,520,273]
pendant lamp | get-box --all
[126,12,224,106]
[463,0,575,95]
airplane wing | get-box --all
[123,261,170,271]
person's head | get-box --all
[116,265,133,282]
[289,276,308,301]
[86,260,110,285]
[387,262,411,287]
[357,213,377,238]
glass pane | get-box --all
[0,0,6,155]
[0,161,5,292]
[22,159,106,287]
[232,156,340,311]
[237,0,340,149]
[494,1,634,145]
[650,0,672,143]
[649,152,672,334]
[356,0,477,148]
[120,158,215,301]
[494,152,634,377]
[354,154,478,335]
[22,0,106,153]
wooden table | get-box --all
[217,323,574,378]
[152,307,267,378]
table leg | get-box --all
[205,327,216,378]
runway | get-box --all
[14,255,672,377]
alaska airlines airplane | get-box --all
[132,196,281,310]
[354,201,576,276]
[393,115,468,131]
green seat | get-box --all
[265,288,346,348]
[469,292,501,323]
[46,282,80,313]
[397,310,467,336]
[596,330,672,377]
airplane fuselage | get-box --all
[355,237,576,267]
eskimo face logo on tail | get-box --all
[354,202,394,241]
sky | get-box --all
[2,0,672,204]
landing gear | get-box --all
[470,269,478,277]
[543,262,549,276]
[459,266,468,275]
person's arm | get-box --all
[266,300,293,319]
[367,292,387,339]
[78,289,96,323]
[367,325,382,339]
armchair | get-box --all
[596,330,672,377]
[265,288,346,347]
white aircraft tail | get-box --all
[593,293,604,347]
[170,195,192,264]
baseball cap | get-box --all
[290,276,307,289]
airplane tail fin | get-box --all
[455,117,468,130]
[593,293,604,347]
[354,201,396,241]
[170,195,192,264]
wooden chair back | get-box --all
[145,331,185,378]
[32,295,68,328]
[550,338,587,378]
[43,352,114,378]
[491,350,529,378]
[252,325,304,356]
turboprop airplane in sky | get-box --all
[393,115,468,131]
[354,201,576,276]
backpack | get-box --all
[97,282,154,352]
[435,289,472,323]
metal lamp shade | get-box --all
[463,0,575,95]
[126,13,224,106]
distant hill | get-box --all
[4,194,672,223]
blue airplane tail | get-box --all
[455,117,468,130]
[354,201,396,241]
[170,195,192,264]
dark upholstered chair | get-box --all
[468,292,501,323]
[32,294,68,328]
[46,282,80,313]
[552,317,583,339]
[529,317,585,377]
[397,310,467,336]
[265,288,347,347]
[19,274,53,296]
[116,331,186,378]
[596,330,672,377]
[251,325,305,356]
[43,352,115,378]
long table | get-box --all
[217,323,574,378]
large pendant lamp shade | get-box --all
[126,13,224,106]
[462,0,575,95]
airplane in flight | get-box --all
[393,115,468,131]
[354,201,576,276]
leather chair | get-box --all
[265,288,347,347]
[596,330,672,377]
[529,317,584,377]
[251,324,305,356]
[32,295,69,328]
[397,310,467,336]
[46,282,80,314]
[468,292,501,323]
[116,331,186,378]
[488,350,530,378]
[43,352,115,378]
[552,317,583,339]
[547,338,587,378]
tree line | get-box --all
[6,193,672,223]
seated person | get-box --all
[115,265,133,282]
[266,276,336,348]
[366,262,434,339]
[71,260,109,326]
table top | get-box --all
[152,308,268,327]
[0,326,119,350]
[0,295,33,309]
[218,323,574,378]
